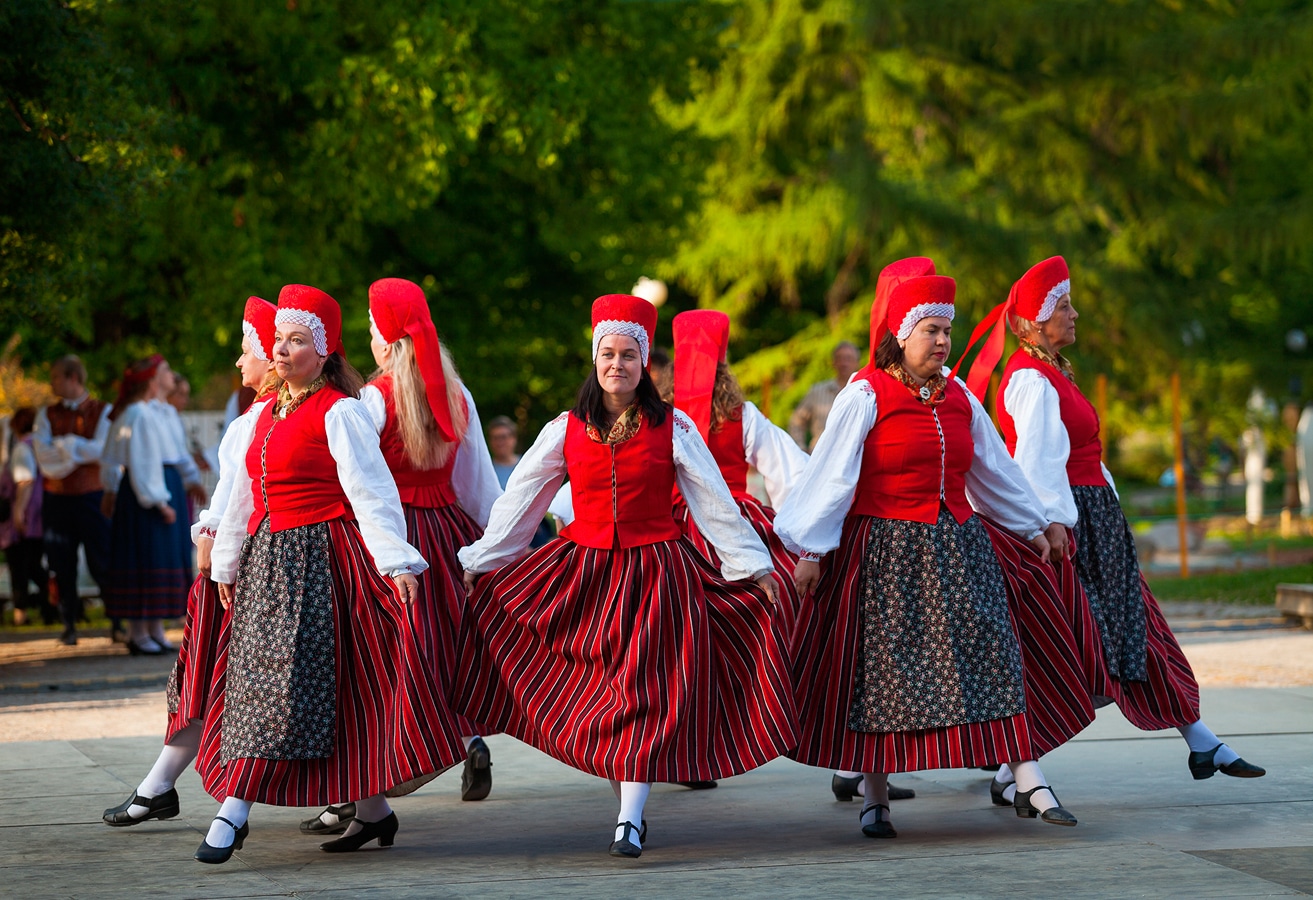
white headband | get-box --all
[895,303,956,340]
[242,320,269,361]
[275,308,328,356]
[591,320,651,366]
[1035,279,1070,323]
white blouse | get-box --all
[740,400,810,508]
[99,402,172,508]
[357,383,503,528]
[190,399,271,544]
[33,399,112,481]
[150,400,203,486]
[1002,369,1118,528]
[210,396,428,585]
[458,408,774,582]
[775,372,1049,558]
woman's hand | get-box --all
[187,483,209,506]
[756,574,779,606]
[1028,531,1052,563]
[158,503,177,525]
[1043,522,1069,564]
[794,559,821,598]
[463,569,477,597]
[196,535,214,579]
[393,573,419,603]
[100,492,116,519]
[217,582,235,609]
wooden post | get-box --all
[1172,372,1189,578]
[1096,373,1109,464]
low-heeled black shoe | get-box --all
[990,778,1014,807]
[195,817,249,864]
[860,803,897,839]
[1013,786,1077,826]
[103,788,180,826]
[675,780,717,790]
[1188,744,1266,780]
[888,783,915,801]
[125,639,163,657]
[320,813,399,852]
[299,802,357,835]
[461,736,493,801]
[831,773,916,801]
[609,820,642,858]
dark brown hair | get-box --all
[873,332,904,369]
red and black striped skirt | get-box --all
[196,517,467,806]
[164,573,224,744]
[451,537,799,782]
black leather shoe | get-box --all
[195,817,249,864]
[832,773,916,801]
[1013,786,1077,826]
[57,628,77,646]
[609,820,642,858]
[990,778,1014,807]
[888,783,915,801]
[103,788,180,826]
[125,639,163,657]
[1188,744,1266,780]
[461,737,492,801]
[860,803,897,839]
[676,780,717,790]
[299,802,357,835]
[320,813,398,852]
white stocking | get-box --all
[128,723,200,816]
[615,782,651,848]
[1178,720,1240,765]
[205,797,252,848]
[1010,760,1057,813]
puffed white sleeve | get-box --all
[99,419,124,493]
[774,381,877,558]
[162,404,203,487]
[65,405,113,466]
[450,386,503,528]
[357,384,388,434]
[33,407,76,480]
[961,380,1048,539]
[458,413,569,574]
[191,399,268,544]
[210,460,254,586]
[1002,370,1078,527]
[124,406,172,509]
[547,481,574,524]
[741,400,809,508]
[326,398,427,577]
[673,411,773,581]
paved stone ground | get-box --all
[2,612,1310,899]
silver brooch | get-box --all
[919,385,932,400]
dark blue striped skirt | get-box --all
[103,466,192,619]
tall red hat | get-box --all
[368,278,459,443]
[275,284,346,357]
[886,275,956,340]
[859,257,937,379]
[672,309,730,441]
[242,296,277,361]
[590,294,658,367]
[953,256,1071,400]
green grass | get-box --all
[1147,564,1313,605]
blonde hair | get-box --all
[375,335,468,470]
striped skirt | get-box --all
[196,517,467,806]
[164,573,224,744]
[451,537,799,782]
[1067,485,1201,730]
[103,466,192,619]
[788,514,1095,773]
[675,493,802,635]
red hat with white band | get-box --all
[275,284,346,358]
[368,278,460,443]
[886,275,956,339]
[591,294,658,368]
[672,309,730,441]
[953,255,1070,400]
[242,296,277,361]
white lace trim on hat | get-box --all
[1036,279,1070,322]
[275,308,327,355]
[242,320,269,361]
[592,320,650,366]
[895,303,955,340]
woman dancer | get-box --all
[195,284,464,863]
[454,294,798,859]
[298,277,502,836]
[776,264,1093,840]
[100,356,199,655]
[102,297,277,828]
[958,255,1264,799]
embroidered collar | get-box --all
[586,404,643,444]
[884,364,948,407]
[1022,341,1075,382]
[275,375,327,419]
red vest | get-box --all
[997,350,1105,487]
[850,371,974,525]
[707,411,749,498]
[246,387,353,533]
[560,411,683,550]
[373,376,464,508]
[43,398,108,495]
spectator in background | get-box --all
[33,355,113,646]
[788,341,861,451]
[487,416,554,548]
[3,408,53,626]
[167,375,191,412]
